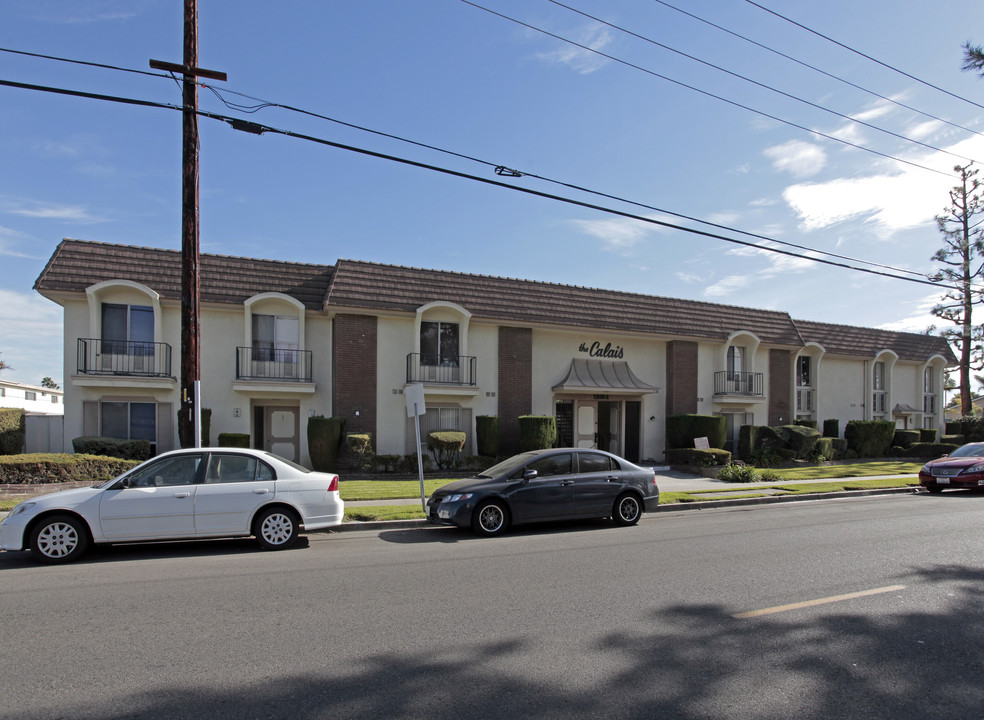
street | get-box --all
[2,492,983,719]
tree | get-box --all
[0,353,10,372]
[963,41,984,77]
[40,377,60,390]
[930,164,984,417]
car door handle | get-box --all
[253,488,271,494]
[560,480,575,486]
[174,492,191,498]
[606,476,618,482]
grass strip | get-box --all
[338,479,452,501]
[344,505,426,522]
[769,461,921,480]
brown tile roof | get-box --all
[34,239,333,311]
[794,319,956,363]
[326,259,805,345]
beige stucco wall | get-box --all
[816,356,865,429]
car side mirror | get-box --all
[523,468,538,481]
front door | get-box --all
[263,406,298,462]
[575,401,596,448]
[597,401,620,454]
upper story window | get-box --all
[873,361,886,391]
[252,314,298,362]
[923,367,935,394]
[727,345,744,374]
[25,391,36,401]
[421,321,459,367]
[102,303,154,353]
[796,356,812,387]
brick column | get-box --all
[498,326,532,454]
[665,340,698,416]
[769,349,792,425]
[333,314,377,438]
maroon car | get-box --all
[919,442,984,493]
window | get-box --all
[252,314,298,362]
[872,361,887,416]
[796,356,812,387]
[924,368,935,394]
[579,452,614,473]
[420,321,459,367]
[205,454,270,483]
[127,454,202,488]
[873,362,885,391]
[526,453,572,478]
[102,303,153,354]
[51,395,59,404]
[102,402,156,446]
[727,346,744,374]
[25,391,36,401]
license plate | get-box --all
[936,477,950,485]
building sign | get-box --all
[578,341,624,359]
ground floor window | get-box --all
[101,401,157,453]
[407,405,472,456]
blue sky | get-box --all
[1,0,982,387]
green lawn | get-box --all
[760,461,922,480]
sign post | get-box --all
[405,384,427,513]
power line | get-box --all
[458,0,953,178]
[745,0,984,113]
[0,75,950,289]
[0,46,167,79]
[546,0,982,166]
[649,0,983,139]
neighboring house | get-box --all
[944,396,984,421]
[34,239,956,465]
[0,379,64,415]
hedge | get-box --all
[919,428,938,443]
[664,447,731,466]
[217,433,250,448]
[519,416,557,451]
[0,453,140,484]
[665,414,726,450]
[308,416,346,472]
[0,408,25,455]
[902,442,960,458]
[893,430,920,449]
[844,420,895,458]
[475,415,500,457]
[822,418,840,438]
[427,430,467,470]
[72,436,153,461]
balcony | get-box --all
[407,353,477,386]
[236,347,312,382]
[77,338,172,378]
[714,371,764,397]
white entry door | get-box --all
[264,406,298,462]
[575,401,596,448]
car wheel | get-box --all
[612,493,642,526]
[472,500,509,537]
[29,514,90,564]
[927,485,945,494]
[254,507,300,550]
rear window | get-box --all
[578,453,614,473]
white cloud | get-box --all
[536,25,613,74]
[764,140,827,178]
[570,214,670,252]
[876,293,945,333]
[1,199,107,224]
[704,274,751,298]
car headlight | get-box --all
[965,465,984,474]
[7,501,36,517]
[920,464,931,474]
[446,493,473,503]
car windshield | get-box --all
[475,452,540,478]
[947,443,984,458]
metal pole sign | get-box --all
[405,384,427,512]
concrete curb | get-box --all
[328,486,922,532]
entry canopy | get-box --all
[552,358,657,394]
[893,403,920,414]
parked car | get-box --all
[427,448,659,537]
[0,448,344,563]
[918,442,984,493]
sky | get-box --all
[1,0,983,388]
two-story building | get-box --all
[34,239,955,466]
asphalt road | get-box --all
[2,492,983,719]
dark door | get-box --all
[624,401,641,462]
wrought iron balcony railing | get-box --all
[77,338,173,378]
[236,347,312,382]
[406,353,477,386]
[714,370,764,397]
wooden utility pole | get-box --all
[150,0,225,448]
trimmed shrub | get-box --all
[822,419,840,438]
[665,414,727,450]
[0,453,140,484]
[717,462,757,483]
[665,447,731,466]
[737,425,762,461]
[0,408,26,455]
[346,434,374,469]
[777,448,797,460]
[72,436,152,461]
[893,430,920,449]
[177,406,212,448]
[903,442,960,458]
[794,419,818,429]
[817,437,834,460]
[942,434,964,445]
[365,454,402,473]
[308,416,346,472]
[952,416,984,442]
[844,420,895,458]
[427,430,467,470]
[519,415,557,451]
[919,428,938,443]
[748,447,781,468]
[399,453,434,473]
[475,415,501,457]
[781,424,821,458]
[945,420,962,436]
[217,433,250,448]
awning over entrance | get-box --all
[893,403,920,414]
[552,358,657,394]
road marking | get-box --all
[733,585,906,619]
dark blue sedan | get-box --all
[427,448,660,537]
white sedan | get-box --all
[0,448,344,563]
